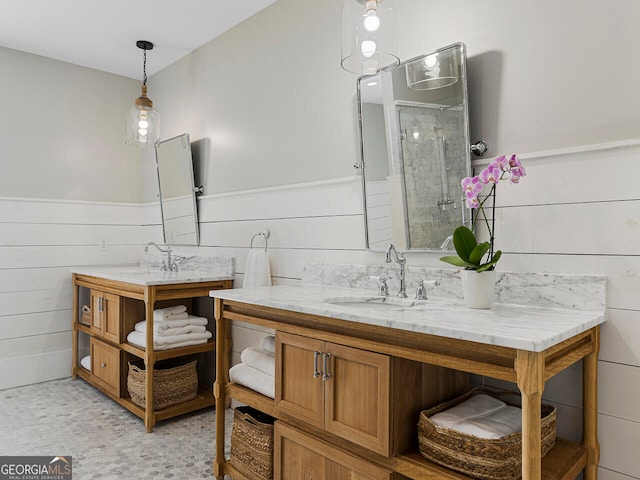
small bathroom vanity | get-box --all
[211,279,605,480]
[71,265,233,432]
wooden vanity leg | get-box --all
[583,327,600,480]
[213,298,229,479]
[144,287,156,433]
[71,279,79,378]
[516,350,545,480]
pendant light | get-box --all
[406,48,460,90]
[125,40,160,147]
[341,0,398,75]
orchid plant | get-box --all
[440,154,525,272]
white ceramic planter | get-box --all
[460,269,496,309]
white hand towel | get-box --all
[135,316,208,334]
[157,305,187,315]
[127,330,212,350]
[153,310,189,322]
[243,249,272,288]
[240,347,275,377]
[135,321,207,336]
[229,363,275,399]
[260,335,276,354]
[429,394,507,424]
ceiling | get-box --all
[0,0,277,79]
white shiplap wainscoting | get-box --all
[0,198,141,389]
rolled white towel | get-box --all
[240,346,275,377]
[260,335,276,354]
[80,355,91,371]
[229,363,274,399]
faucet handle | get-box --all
[415,279,440,300]
[369,275,389,296]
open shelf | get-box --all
[121,339,215,360]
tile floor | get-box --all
[0,378,233,479]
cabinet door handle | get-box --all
[98,297,103,312]
[322,353,331,381]
[101,362,107,368]
[313,351,322,378]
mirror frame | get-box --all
[155,133,200,246]
[357,42,472,252]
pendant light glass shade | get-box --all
[406,49,459,90]
[125,41,160,147]
[341,0,398,75]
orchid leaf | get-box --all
[439,255,477,269]
[452,226,478,263]
[477,250,502,272]
[469,242,490,266]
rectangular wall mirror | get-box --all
[357,42,471,251]
[155,133,200,245]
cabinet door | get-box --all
[274,422,392,480]
[90,290,103,331]
[90,337,120,396]
[325,342,391,456]
[89,290,121,343]
[276,332,324,428]
[101,292,121,343]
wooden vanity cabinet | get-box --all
[276,331,422,456]
[72,273,233,432]
[213,297,600,480]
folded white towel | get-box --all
[135,320,207,336]
[154,310,188,322]
[229,363,274,399]
[80,355,91,371]
[260,335,276,354]
[137,315,208,332]
[240,347,275,377]
[430,394,507,423]
[127,330,212,350]
[243,249,272,288]
[156,305,187,315]
[429,394,522,439]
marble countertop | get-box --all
[210,285,606,352]
[71,265,234,286]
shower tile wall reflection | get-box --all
[400,105,466,248]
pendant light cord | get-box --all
[142,48,148,87]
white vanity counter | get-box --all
[71,265,234,286]
[210,284,605,352]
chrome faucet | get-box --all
[385,244,407,298]
[144,242,178,272]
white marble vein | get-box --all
[210,284,605,352]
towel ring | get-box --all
[250,229,270,252]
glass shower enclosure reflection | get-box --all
[357,43,471,251]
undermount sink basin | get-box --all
[323,296,419,310]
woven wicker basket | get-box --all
[80,306,91,326]
[127,358,198,410]
[230,406,275,480]
[418,388,556,480]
